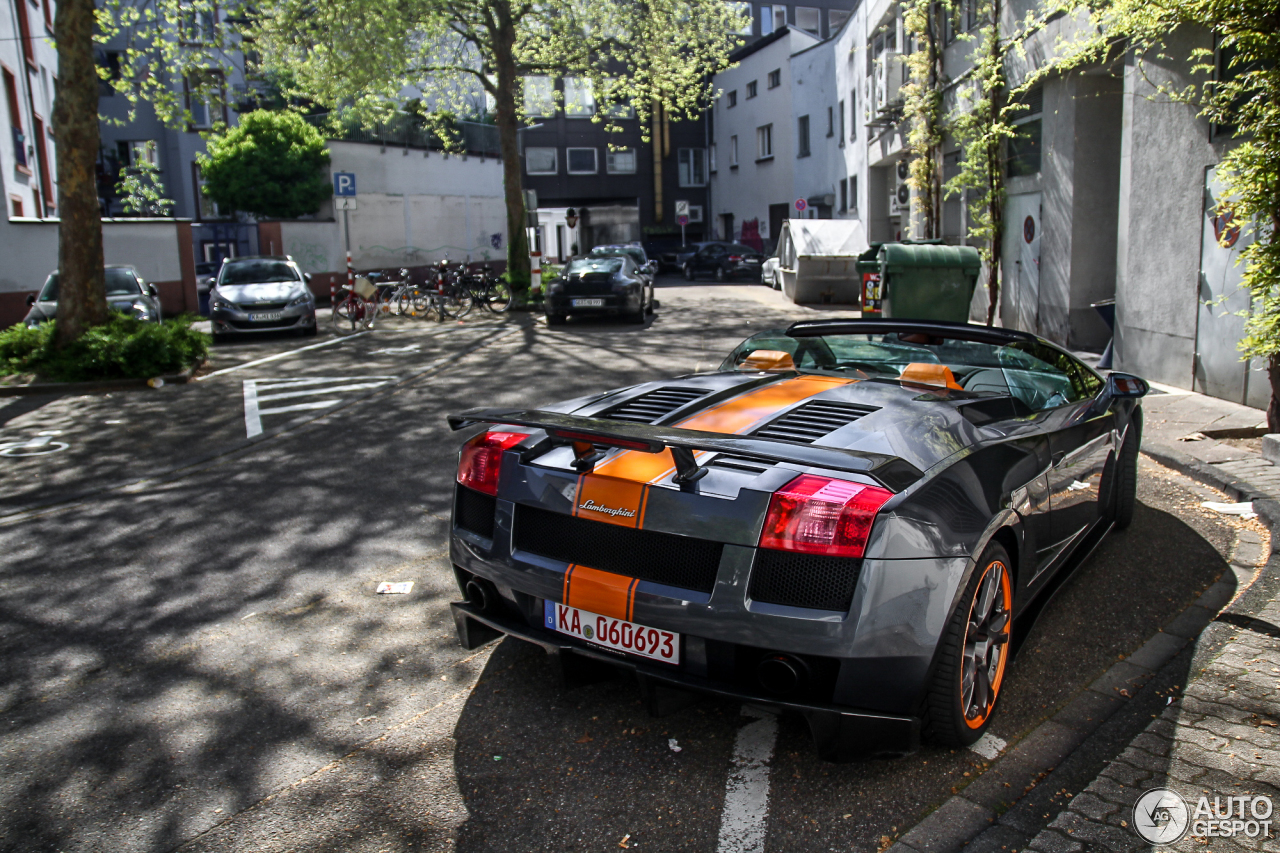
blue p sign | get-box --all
[334,173,357,197]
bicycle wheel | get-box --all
[332,294,364,334]
[484,279,513,313]
[441,285,473,320]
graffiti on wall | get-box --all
[288,241,330,273]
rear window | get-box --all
[39,268,142,300]
[219,260,299,285]
[564,258,624,275]
[589,247,646,266]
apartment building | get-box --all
[2,0,58,221]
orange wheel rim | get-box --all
[960,560,1012,729]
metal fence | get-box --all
[303,112,501,157]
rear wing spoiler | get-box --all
[447,407,923,493]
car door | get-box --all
[702,244,728,274]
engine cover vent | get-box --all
[601,387,710,424]
[752,400,877,444]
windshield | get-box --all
[39,269,142,301]
[589,247,645,266]
[564,258,624,276]
[219,260,299,285]
[722,329,1104,412]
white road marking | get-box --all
[969,732,1007,760]
[0,430,69,457]
[716,706,779,853]
[242,376,398,438]
[371,344,422,354]
[199,332,369,380]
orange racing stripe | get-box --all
[562,564,638,621]
[571,375,855,528]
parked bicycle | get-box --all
[461,264,513,313]
[331,276,377,334]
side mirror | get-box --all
[148,283,159,298]
[304,273,313,283]
[1106,372,1149,398]
[26,294,36,306]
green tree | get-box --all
[50,0,238,347]
[247,0,746,299]
[197,111,332,219]
[116,159,176,216]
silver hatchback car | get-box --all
[209,256,317,342]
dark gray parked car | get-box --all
[209,256,317,342]
[544,255,655,326]
[446,319,1149,761]
[24,265,162,326]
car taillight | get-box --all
[759,474,893,558]
[729,255,742,262]
[457,431,530,496]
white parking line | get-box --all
[969,732,1007,760]
[242,376,398,438]
[716,706,779,853]
[200,333,370,379]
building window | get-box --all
[523,76,556,117]
[727,90,737,108]
[838,99,845,145]
[567,147,598,174]
[710,143,717,173]
[14,0,34,65]
[773,6,786,30]
[10,195,23,217]
[726,1,753,34]
[829,8,851,32]
[193,162,221,219]
[563,77,595,116]
[730,134,739,167]
[826,106,833,137]
[3,67,27,169]
[797,115,810,157]
[606,147,636,174]
[757,124,773,159]
[678,148,707,187]
[839,178,847,212]
[849,175,857,214]
[746,80,758,99]
[688,204,704,223]
[184,71,226,130]
[41,0,51,28]
[795,5,820,36]
[1006,87,1042,177]
[117,139,159,168]
[850,88,857,140]
[179,4,217,45]
[760,4,774,33]
[767,69,781,89]
[525,147,557,174]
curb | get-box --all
[886,451,1274,853]
[0,359,206,398]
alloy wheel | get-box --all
[960,559,1011,728]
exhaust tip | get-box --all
[465,578,494,612]
[757,654,808,696]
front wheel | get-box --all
[925,542,1013,747]
[1113,429,1139,529]
[683,264,695,281]
[485,280,513,313]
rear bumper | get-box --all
[211,305,316,334]
[451,599,920,761]
[545,293,640,315]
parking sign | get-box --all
[675,200,690,218]
[333,172,357,197]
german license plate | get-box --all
[544,601,679,663]
[745,258,760,264]
[249,312,284,321]
[571,298,604,307]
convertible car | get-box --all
[447,319,1148,760]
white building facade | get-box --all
[1,0,58,221]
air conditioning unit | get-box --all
[889,160,911,216]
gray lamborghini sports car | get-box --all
[447,319,1149,761]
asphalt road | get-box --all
[0,280,1259,853]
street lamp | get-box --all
[565,207,578,229]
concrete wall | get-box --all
[0,217,198,327]
[1113,27,1233,389]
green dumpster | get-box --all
[878,243,981,323]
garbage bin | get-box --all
[878,243,981,323]
[856,245,882,317]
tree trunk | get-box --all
[491,4,531,297]
[52,0,107,347]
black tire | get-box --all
[683,264,695,281]
[1113,429,1139,529]
[925,542,1013,748]
[645,288,656,315]
[546,313,566,326]
[302,321,318,337]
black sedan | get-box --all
[24,265,163,326]
[683,242,766,282]
[545,256,655,326]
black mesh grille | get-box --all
[236,301,289,310]
[514,504,723,593]
[752,401,877,443]
[602,387,710,424]
[749,549,863,611]
[455,485,497,538]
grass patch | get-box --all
[0,314,209,383]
